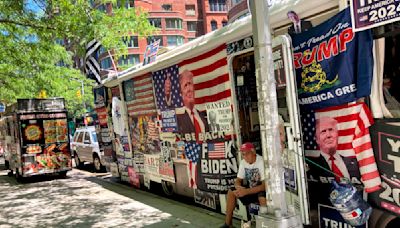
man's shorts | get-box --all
[231,187,266,205]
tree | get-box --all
[0,0,155,115]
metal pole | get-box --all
[249,0,287,217]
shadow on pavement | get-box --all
[0,170,237,228]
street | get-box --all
[0,168,239,228]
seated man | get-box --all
[221,142,267,228]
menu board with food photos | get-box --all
[43,119,68,144]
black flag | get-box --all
[85,39,102,84]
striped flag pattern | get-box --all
[85,39,102,84]
[126,73,157,117]
[303,102,381,192]
[208,142,225,159]
[178,44,231,111]
[185,142,201,188]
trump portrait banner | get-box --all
[291,8,373,110]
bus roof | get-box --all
[103,0,339,87]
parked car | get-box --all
[71,126,104,172]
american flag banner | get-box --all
[152,65,183,110]
[178,44,231,111]
[208,142,225,159]
[185,142,201,188]
[125,73,157,117]
[301,102,381,192]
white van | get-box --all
[71,126,104,172]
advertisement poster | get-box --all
[133,151,145,174]
[350,0,400,32]
[318,204,367,228]
[194,189,217,210]
[123,79,135,102]
[128,166,140,188]
[196,140,238,193]
[93,86,107,108]
[144,154,161,183]
[96,107,108,127]
[291,8,373,110]
[205,100,233,133]
[159,142,175,182]
[369,120,400,216]
[161,109,178,132]
[129,115,160,154]
[273,44,286,89]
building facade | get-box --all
[98,0,228,74]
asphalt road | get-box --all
[0,168,240,228]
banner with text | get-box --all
[291,8,373,110]
[350,1,400,32]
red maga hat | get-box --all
[240,142,255,152]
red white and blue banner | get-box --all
[350,0,400,32]
[291,8,374,110]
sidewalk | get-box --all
[88,173,242,228]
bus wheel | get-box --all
[161,180,174,196]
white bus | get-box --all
[94,0,400,226]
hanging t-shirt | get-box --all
[301,102,381,193]
[291,8,373,110]
[237,154,265,188]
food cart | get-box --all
[4,98,72,180]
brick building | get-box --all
[98,0,228,74]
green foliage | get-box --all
[0,0,155,116]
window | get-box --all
[187,21,197,31]
[117,0,134,9]
[147,36,163,46]
[185,4,195,16]
[76,132,84,143]
[209,0,226,11]
[91,132,98,142]
[165,18,182,29]
[211,20,218,31]
[167,36,184,46]
[231,0,242,6]
[122,36,138,48]
[100,57,112,69]
[162,4,172,11]
[222,20,228,27]
[118,54,140,66]
[188,38,196,42]
[149,18,161,28]
[84,132,91,144]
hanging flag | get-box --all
[153,65,182,110]
[301,102,381,193]
[291,8,374,110]
[143,39,160,66]
[125,73,157,117]
[185,142,201,188]
[178,44,231,109]
[85,39,102,84]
